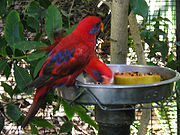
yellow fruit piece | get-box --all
[114,73,161,85]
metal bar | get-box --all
[82,86,178,111]
[69,87,85,105]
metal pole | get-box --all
[176,0,180,134]
[95,106,135,135]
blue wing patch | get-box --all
[91,69,102,82]
[52,84,65,89]
[50,48,75,66]
[43,48,75,74]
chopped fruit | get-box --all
[114,71,161,85]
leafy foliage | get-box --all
[30,123,39,135]
[61,100,98,130]
[0,60,8,74]
[14,64,32,92]
[140,15,170,63]
[14,41,47,50]
[6,103,21,122]
[130,0,149,18]
[45,4,63,43]
[5,10,24,48]
[73,105,98,130]
[0,1,98,134]
[0,116,5,133]
[1,82,13,98]
[128,9,171,66]
[31,117,54,128]
[60,121,74,133]
[129,1,173,67]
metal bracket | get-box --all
[69,81,178,111]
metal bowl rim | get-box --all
[77,64,180,89]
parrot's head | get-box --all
[73,16,104,37]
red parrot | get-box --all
[21,16,112,128]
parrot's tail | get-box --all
[21,86,48,128]
[21,97,45,128]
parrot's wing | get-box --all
[25,45,90,89]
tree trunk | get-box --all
[110,0,129,64]
[128,12,146,65]
[129,11,151,135]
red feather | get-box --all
[84,55,112,82]
[21,16,104,128]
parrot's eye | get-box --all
[89,22,101,34]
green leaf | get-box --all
[1,82,13,98]
[53,96,61,114]
[25,1,42,19]
[26,16,39,32]
[13,85,22,95]
[30,123,39,135]
[60,121,74,133]
[154,29,167,37]
[0,116,4,132]
[73,105,98,130]
[154,41,169,61]
[141,30,149,40]
[6,103,21,121]
[14,41,47,50]
[0,36,7,54]
[166,60,176,70]
[14,64,32,92]
[31,117,54,128]
[65,24,77,35]
[1,46,8,57]
[39,0,51,9]
[6,46,13,56]
[61,100,75,120]
[1,94,10,101]
[33,55,47,78]
[3,63,11,79]
[162,17,171,22]
[46,89,55,104]
[0,60,8,74]
[152,16,171,23]
[130,0,149,18]
[45,4,62,42]
[27,51,46,61]
[5,10,24,47]
[0,0,7,16]
[167,53,174,63]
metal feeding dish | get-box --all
[61,64,180,105]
